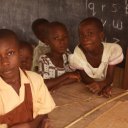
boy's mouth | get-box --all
[2,68,14,75]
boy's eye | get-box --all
[63,35,68,39]
[7,51,15,56]
[53,37,60,40]
[88,32,95,36]
[79,35,85,39]
[53,35,68,40]
[54,37,60,40]
[80,32,94,39]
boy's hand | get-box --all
[40,118,53,128]
[66,72,81,81]
[87,82,102,93]
[98,86,112,98]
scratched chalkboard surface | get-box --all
[0,0,127,67]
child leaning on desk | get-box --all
[69,17,124,98]
[38,21,81,91]
[0,29,55,128]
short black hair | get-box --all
[79,17,103,32]
[48,21,68,36]
[0,29,19,43]
[19,40,33,55]
[32,18,49,33]
[49,21,67,29]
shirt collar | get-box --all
[0,68,30,90]
[38,40,49,47]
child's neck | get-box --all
[48,52,64,68]
[49,52,63,59]
[4,74,21,95]
[86,44,103,56]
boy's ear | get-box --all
[100,32,105,41]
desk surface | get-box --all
[49,82,128,128]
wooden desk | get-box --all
[49,82,128,128]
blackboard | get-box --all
[0,0,127,67]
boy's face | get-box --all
[79,22,104,52]
[19,47,33,70]
[34,24,48,43]
[0,38,20,80]
[48,26,69,54]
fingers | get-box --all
[86,84,101,93]
[103,88,112,98]
[98,86,112,98]
[88,87,98,93]
[68,73,81,81]
[40,118,53,128]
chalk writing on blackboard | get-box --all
[84,0,128,48]
[87,1,128,15]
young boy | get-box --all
[19,40,34,70]
[69,17,123,97]
[0,29,55,128]
[38,21,80,90]
[32,18,50,72]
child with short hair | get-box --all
[19,40,34,70]
[32,18,50,72]
[0,29,55,128]
[69,17,123,97]
[38,21,80,90]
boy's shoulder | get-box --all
[25,70,42,80]
[39,54,48,59]
[103,42,122,52]
[39,54,50,64]
[103,42,121,48]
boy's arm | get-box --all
[44,72,80,90]
[10,115,48,128]
[97,65,115,97]
[79,70,94,84]
[79,65,115,94]
[98,65,115,88]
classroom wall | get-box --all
[0,0,128,66]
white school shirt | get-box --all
[0,69,55,127]
[32,40,51,71]
[38,50,73,79]
[69,42,123,81]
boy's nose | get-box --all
[60,38,67,44]
[21,60,27,65]
[84,34,90,39]
[0,57,9,66]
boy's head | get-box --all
[32,18,49,43]
[78,17,104,52]
[0,29,20,80]
[19,40,33,70]
[47,21,69,54]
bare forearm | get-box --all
[98,65,115,88]
[60,78,77,86]
[44,74,68,90]
[51,78,77,90]
[9,115,48,128]
[79,70,94,84]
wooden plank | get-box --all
[49,82,126,128]
[122,48,128,89]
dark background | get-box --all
[0,0,127,67]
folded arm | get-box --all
[10,115,48,128]
[44,71,81,90]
